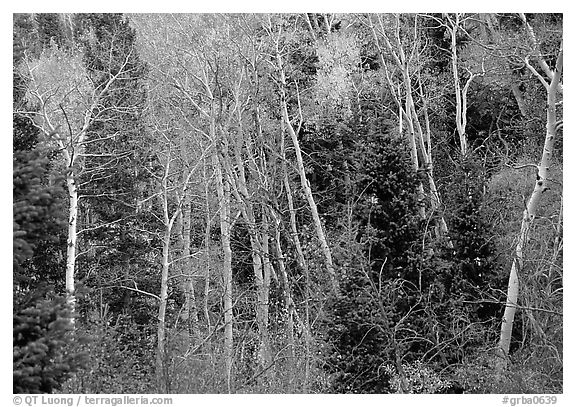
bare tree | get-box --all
[266,15,339,294]
[496,36,563,372]
[19,45,134,323]
[443,13,485,156]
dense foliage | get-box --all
[13,13,562,395]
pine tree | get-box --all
[324,119,422,393]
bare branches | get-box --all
[445,13,487,156]
[519,13,563,95]
[77,217,126,235]
[106,284,161,301]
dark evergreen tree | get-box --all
[13,144,66,289]
[441,155,502,329]
[323,118,423,393]
[13,287,86,393]
[410,155,502,367]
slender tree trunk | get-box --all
[497,46,563,371]
[258,210,273,368]
[65,171,78,321]
[157,159,174,393]
[270,207,295,387]
[155,149,200,392]
[181,194,200,346]
[203,157,212,331]
[212,148,234,392]
[157,223,171,393]
[402,86,426,219]
[511,83,528,117]
[222,103,275,369]
[281,127,312,391]
[229,175,273,369]
[272,31,338,294]
[280,97,338,294]
[448,13,469,156]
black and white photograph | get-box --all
[11,9,565,400]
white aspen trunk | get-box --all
[58,133,85,329]
[405,76,451,243]
[270,207,295,384]
[156,222,171,393]
[448,13,484,159]
[224,112,273,369]
[203,157,212,331]
[272,34,338,293]
[155,149,199,392]
[280,99,338,293]
[181,194,200,345]
[403,89,426,219]
[22,52,126,329]
[497,46,562,372]
[449,13,469,156]
[157,159,173,393]
[404,39,452,245]
[281,127,312,391]
[65,171,78,320]
[212,149,234,392]
[259,210,273,368]
[398,85,403,136]
[241,220,272,368]
[44,130,84,328]
[403,67,451,236]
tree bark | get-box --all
[281,124,313,391]
[448,13,470,156]
[155,146,201,392]
[181,193,200,346]
[282,104,338,293]
[270,207,295,386]
[497,45,562,372]
[156,221,171,393]
[203,157,212,331]
[65,171,78,320]
[156,155,174,393]
[221,110,274,369]
[258,209,273,368]
[269,22,338,294]
[212,147,234,392]
[511,82,528,118]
